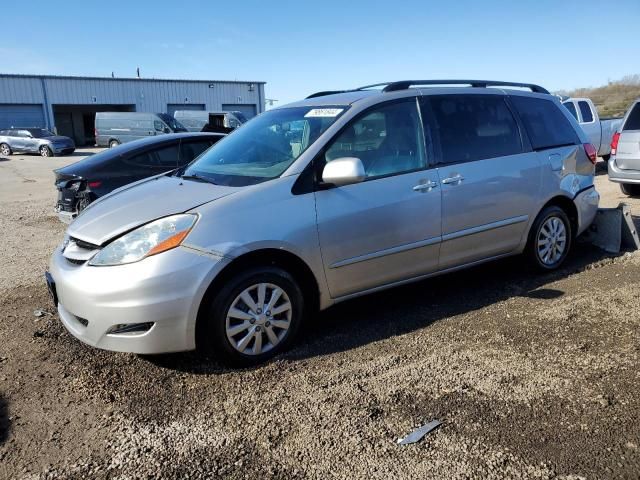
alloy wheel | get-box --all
[537,216,567,266]
[40,146,50,157]
[225,283,292,356]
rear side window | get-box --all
[154,144,180,167]
[511,96,580,150]
[623,104,640,131]
[578,101,594,123]
[427,95,522,164]
[563,102,578,120]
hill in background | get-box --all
[557,75,640,118]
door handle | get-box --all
[441,174,464,185]
[413,180,438,192]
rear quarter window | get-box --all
[511,96,580,150]
[563,102,578,120]
[623,103,640,131]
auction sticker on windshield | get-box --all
[305,108,344,118]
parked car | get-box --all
[95,112,187,148]
[608,99,640,195]
[47,79,599,366]
[0,128,75,157]
[561,97,622,160]
[174,110,246,132]
[54,132,224,223]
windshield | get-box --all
[184,106,346,186]
[158,114,187,132]
[29,129,55,138]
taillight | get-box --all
[88,181,101,189]
[611,132,620,155]
[584,143,597,165]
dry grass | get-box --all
[557,74,640,118]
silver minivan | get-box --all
[47,80,599,366]
[608,100,640,195]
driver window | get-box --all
[154,120,165,132]
[324,100,426,178]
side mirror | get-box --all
[322,157,366,187]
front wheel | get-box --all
[39,145,53,157]
[109,140,120,149]
[0,143,11,156]
[527,206,572,271]
[198,267,305,367]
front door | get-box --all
[315,98,442,298]
[422,94,541,269]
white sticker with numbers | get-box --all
[304,108,344,118]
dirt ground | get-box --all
[0,151,638,479]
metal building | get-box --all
[0,74,266,145]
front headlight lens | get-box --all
[89,214,197,266]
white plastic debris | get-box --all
[397,420,441,445]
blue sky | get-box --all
[3,0,639,106]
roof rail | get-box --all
[382,80,550,94]
[305,90,347,99]
[307,83,393,99]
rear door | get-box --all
[616,102,640,170]
[423,93,541,269]
[315,98,442,298]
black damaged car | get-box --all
[54,132,225,223]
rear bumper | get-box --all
[608,157,640,184]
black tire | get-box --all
[198,266,305,367]
[526,205,572,271]
[0,143,11,156]
[39,145,53,157]
[109,140,120,149]
[620,183,640,197]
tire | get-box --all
[109,140,120,149]
[620,183,640,197]
[526,205,572,271]
[198,266,305,367]
[601,154,610,162]
[39,145,53,157]
[0,143,11,156]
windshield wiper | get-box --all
[180,173,216,185]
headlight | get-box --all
[89,214,197,266]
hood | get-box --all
[67,175,239,246]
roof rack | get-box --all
[382,80,550,94]
[305,79,550,99]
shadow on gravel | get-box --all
[146,243,618,374]
[0,395,9,445]
[0,157,9,162]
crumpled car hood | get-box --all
[67,175,239,246]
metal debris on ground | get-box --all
[581,203,640,253]
[397,420,442,445]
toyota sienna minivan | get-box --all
[47,80,599,366]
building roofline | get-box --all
[0,73,266,85]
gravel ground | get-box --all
[0,152,639,479]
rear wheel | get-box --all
[620,183,640,197]
[527,205,572,271]
[109,140,120,149]
[39,145,53,157]
[0,143,11,156]
[198,266,305,367]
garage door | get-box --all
[0,104,46,129]
[222,104,257,119]
[167,104,205,116]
